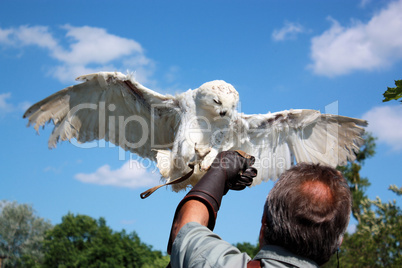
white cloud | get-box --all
[0,92,30,116]
[53,25,142,65]
[0,25,154,83]
[362,105,402,151]
[272,22,305,41]
[0,93,14,114]
[121,219,136,225]
[15,25,59,50]
[0,28,13,44]
[164,65,180,83]
[75,160,161,189]
[44,165,65,174]
[309,0,402,77]
[50,63,115,85]
[360,0,372,8]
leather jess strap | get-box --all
[235,149,253,160]
[140,165,195,199]
[140,150,252,199]
[247,260,261,268]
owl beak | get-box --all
[219,110,227,117]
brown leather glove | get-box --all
[185,150,257,230]
[167,150,257,254]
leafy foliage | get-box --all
[323,134,402,267]
[0,205,169,267]
[337,133,376,223]
[389,184,402,196]
[42,213,168,268]
[234,242,260,258]
[328,192,402,267]
[0,201,52,267]
[383,80,402,103]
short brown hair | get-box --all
[262,163,351,265]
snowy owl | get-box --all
[23,72,367,192]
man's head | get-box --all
[260,163,351,266]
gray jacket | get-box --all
[171,222,318,268]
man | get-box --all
[167,151,352,267]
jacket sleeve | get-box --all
[171,222,251,268]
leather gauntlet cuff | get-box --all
[166,194,217,254]
[182,192,219,230]
[186,167,228,226]
[169,170,227,232]
[166,169,226,254]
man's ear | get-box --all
[339,236,344,247]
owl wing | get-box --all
[23,72,181,160]
[231,109,367,185]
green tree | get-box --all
[323,134,402,267]
[234,242,260,258]
[142,255,170,268]
[325,133,376,268]
[337,133,376,223]
[334,187,402,267]
[42,213,167,268]
[0,200,52,267]
[383,79,402,103]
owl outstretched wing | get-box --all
[23,72,180,160]
[232,109,367,185]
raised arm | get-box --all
[167,150,257,254]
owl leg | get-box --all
[200,148,219,171]
[188,143,211,168]
[194,143,211,159]
[191,143,213,171]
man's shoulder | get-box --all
[172,222,251,268]
[254,245,319,268]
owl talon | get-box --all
[194,143,212,159]
[199,148,219,171]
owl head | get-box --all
[195,80,239,118]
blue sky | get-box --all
[1,0,401,252]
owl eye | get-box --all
[213,99,222,105]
